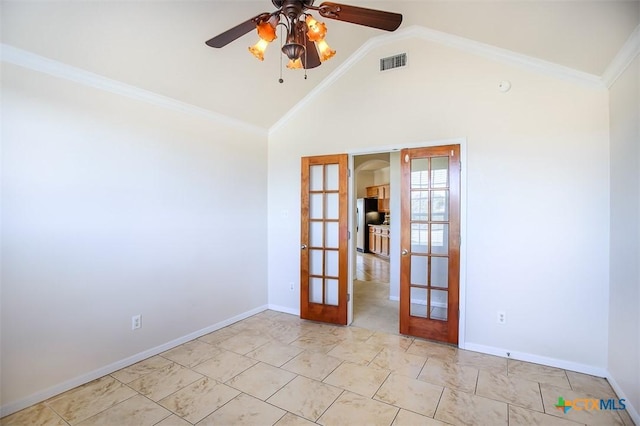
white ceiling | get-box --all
[2,1,639,130]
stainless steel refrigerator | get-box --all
[356,198,383,253]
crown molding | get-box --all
[0,44,267,136]
[270,25,605,135]
[602,24,640,88]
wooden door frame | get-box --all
[346,139,468,347]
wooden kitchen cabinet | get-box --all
[365,184,390,213]
[368,225,389,259]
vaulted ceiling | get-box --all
[2,1,638,130]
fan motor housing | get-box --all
[272,0,315,9]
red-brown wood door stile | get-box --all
[400,145,461,344]
[300,154,349,325]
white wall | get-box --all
[1,63,268,410]
[268,37,610,370]
[608,55,640,419]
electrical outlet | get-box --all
[289,282,295,291]
[497,311,506,325]
[132,314,142,330]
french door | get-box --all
[300,154,348,325]
[400,145,460,344]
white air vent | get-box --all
[380,53,407,71]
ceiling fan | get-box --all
[205,0,402,76]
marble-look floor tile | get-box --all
[317,391,398,426]
[267,376,342,422]
[454,350,508,376]
[46,376,137,425]
[508,359,571,389]
[76,394,171,426]
[265,324,308,345]
[392,409,450,426]
[226,362,296,400]
[366,332,414,352]
[370,347,427,379]
[245,341,303,367]
[508,405,586,426]
[128,363,203,402]
[273,412,317,426]
[374,373,443,417]
[197,393,286,426]
[281,350,343,381]
[161,340,220,368]
[197,327,237,345]
[540,383,624,425]
[289,333,342,353]
[406,339,457,360]
[326,340,383,365]
[434,388,508,426]
[0,403,67,426]
[155,414,193,426]
[323,362,390,398]
[216,333,272,355]
[158,378,240,424]
[476,370,543,411]
[328,326,375,342]
[192,349,257,382]
[418,357,479,393]
[566,371,617,399]
[110,356,173,384]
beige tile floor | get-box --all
[1,309,635,426]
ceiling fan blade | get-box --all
[302,31,321,69]
[318,2,402,32]
[205,13,270,48]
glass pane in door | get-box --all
[410,255,427,286]
[310,165,324,191]
[325,164,339,190]
[325,222,339,248]
[410,287,428,318]
[310,278,323,304]
[309,250,323,275]
[326,193,339,219]
[310,222,323,247]
[411,159,429,188]
[411,191,429,221]
[310,194,323,219]
[431,191,449,221]
[430,257,449,288]
[430,224,448,255]
[431,157,449,188]
[430,289,448,320]
[325,279,339,306]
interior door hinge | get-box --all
[347,294,351,302]
[348,231,351,240]
[348,168,351,177]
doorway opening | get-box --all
[351,152,399,334]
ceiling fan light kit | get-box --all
[206,0,402,81]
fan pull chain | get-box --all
[278,24,284,83]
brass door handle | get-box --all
[301,244,308,250]
[402,249,408,256]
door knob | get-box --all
[402,249,408,256]
[301,244,308,250]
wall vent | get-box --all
[380,53,407,71]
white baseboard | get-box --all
[268,304,300,316]
[0,305,268,418]
[463,342,608,377]
[606,374,640,425]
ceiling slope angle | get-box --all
[1,1,637,129]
